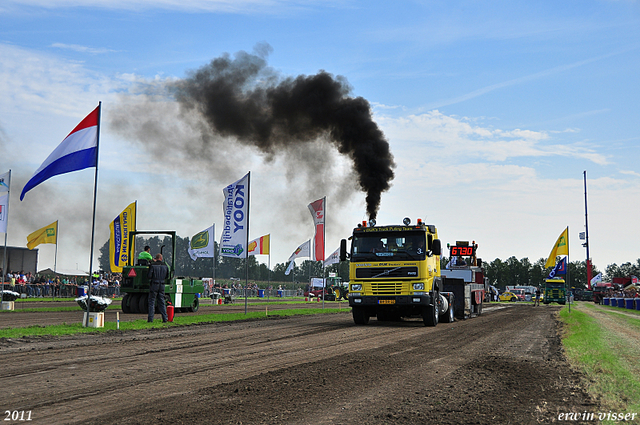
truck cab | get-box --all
[340,218,454,326]
[544,278,566,305]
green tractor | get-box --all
[120,231,204,314]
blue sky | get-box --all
[1,0,639,276]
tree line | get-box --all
[473,256,640,290]
[98,236,638,289]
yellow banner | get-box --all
[27,221,58,250]
[545,227,569,268]
[109,202,136,273]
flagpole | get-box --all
[567,225,570,313]
[54,221,58,274]
[244,172,250,315]
[2,170,10,298]
[212,224,216,287]
[322,196,326,310]
[85,102,101,327]
[133,200,138,256]
[583,171,592,290]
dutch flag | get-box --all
[20,105,100,201]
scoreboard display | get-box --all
[450,245,475,257]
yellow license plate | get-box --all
[379,299,395,305]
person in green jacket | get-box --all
[138,246,153,265]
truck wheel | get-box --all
[187,298,199,312]
[443,297,455,323]
[121,293,131,314]
[352,307,370,325]
[423,305,438,326]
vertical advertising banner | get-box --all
[220,173,249,258]
[0,171,10,193]
[0,194,8,234]
[188,224,215,260]
[109,202,136,272]
[308,197,325,261]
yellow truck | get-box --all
[340,218,455,326]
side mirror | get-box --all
[432,239,442,256]
[340,239,348,261]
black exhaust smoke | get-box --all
[172,47,395,219]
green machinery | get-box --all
[543,278,566,305]
[120,231,204,314]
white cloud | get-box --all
[376,110,608,164]
[1,42,638,273]
[51,43,117,55]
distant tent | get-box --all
[38,268,89,277]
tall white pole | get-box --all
[85,102,101,327]
[54,221,58,274]
[567,226,571,313]
[322,196,326,310]
[1,169,11,298]
[244,172,250,315]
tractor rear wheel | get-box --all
[334,288,341,300]
[129,294,140,314]
[121,293,131,314]
[139,294,149,315]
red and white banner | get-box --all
[248,234,270,256]
[308,197,325,261]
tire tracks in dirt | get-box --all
[0,304,595,424]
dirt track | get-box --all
[0,303,594,424]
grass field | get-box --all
[0,307,348,338]
[559,302,640,423]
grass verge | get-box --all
[0,308,347,339]
[559,305,640,422]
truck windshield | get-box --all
[351,231,426,261]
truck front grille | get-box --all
[370,282,403,295]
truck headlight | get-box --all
[351,284,362,291]
[413,283,424,290]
